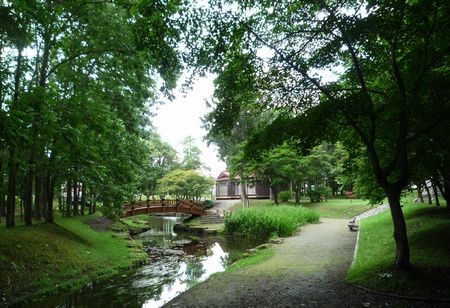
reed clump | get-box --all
[224,205,319,239]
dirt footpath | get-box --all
[165,218,442,307]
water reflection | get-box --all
[32,215,260,308]
[142,242,227,307]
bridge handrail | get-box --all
[122,199,204,210]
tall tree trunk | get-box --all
[34,174,42,220]
[240,180,249,208]
[271,185,279,204]
[45,172,55,223]
[0,156,5,220]
[58,189,63,213]
[20,188,24,222]
[294,181,301,204]
[423,181,432,204]
[88,186,93,214]
[73,181,79,215]
[416,182,424,203]
[440,171,450,208]
[6,151,17,228]
[24,33,50,226]
[387,190,410,268]
[80,182,85,215]
[93,194,97,214]
[432,178,440,207]
[66,179,72,217]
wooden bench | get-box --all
[348,217,359,231]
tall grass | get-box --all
[224,205,319,239]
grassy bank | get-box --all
[227,248,275,272]
[302,198,373,218]
[0,213,146,305]
[347,203,450,298]
[230,198,373,219]
[224,205,319,239]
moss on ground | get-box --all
[347,202,450,298]
[0,212,146,305]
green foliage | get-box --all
[347,203,450,297]
[157,169,213,200]
[316,185,332,200]
[224,205,319,240]
[353,156,386,204]
[202,199,214,209]
[188,0,450,266]
[308,184,332,202]
[0,0,184,225]
[180,136,205,171]
[278,190,292,203]
[137,132,179,198]
[308,190,321,203]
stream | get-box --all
[32,214,261,307]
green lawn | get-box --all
[347,202,450,298]
[230,198,374,219]
[0,212,145,305]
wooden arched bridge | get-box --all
[122,199,206,217]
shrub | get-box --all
[224,205,319,239]
[278,190,292,202]
[202,200,214,209]
[308,185,332,202]
[308,190,322,202]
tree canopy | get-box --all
[189,0,450,268]
[0,0,183,225]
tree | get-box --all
[138,132,178,200]
[187,0,450,268]
[180,136,204,171]
[0,0,183,226]
[157,169,213,201]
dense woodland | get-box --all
[0,1,212,227]
[1,0,450,271]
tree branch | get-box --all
[46,48,129,79]
[389,35,407,101]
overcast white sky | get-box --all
[150,75,226,178]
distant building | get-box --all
[215,171,271,200]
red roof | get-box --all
[216,171,245,181]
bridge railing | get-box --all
[122,199,206,216]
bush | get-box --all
[308,185,332,202]
[202,200,214,209]
[308,190,322,202]
[278,190,292,202]
[224,205,319,239]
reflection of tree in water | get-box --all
[182,242,207,255]
[184,259,205,287]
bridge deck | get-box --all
[122,199,206,217]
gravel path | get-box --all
[165,218,443,307]
[354,204,390,221]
